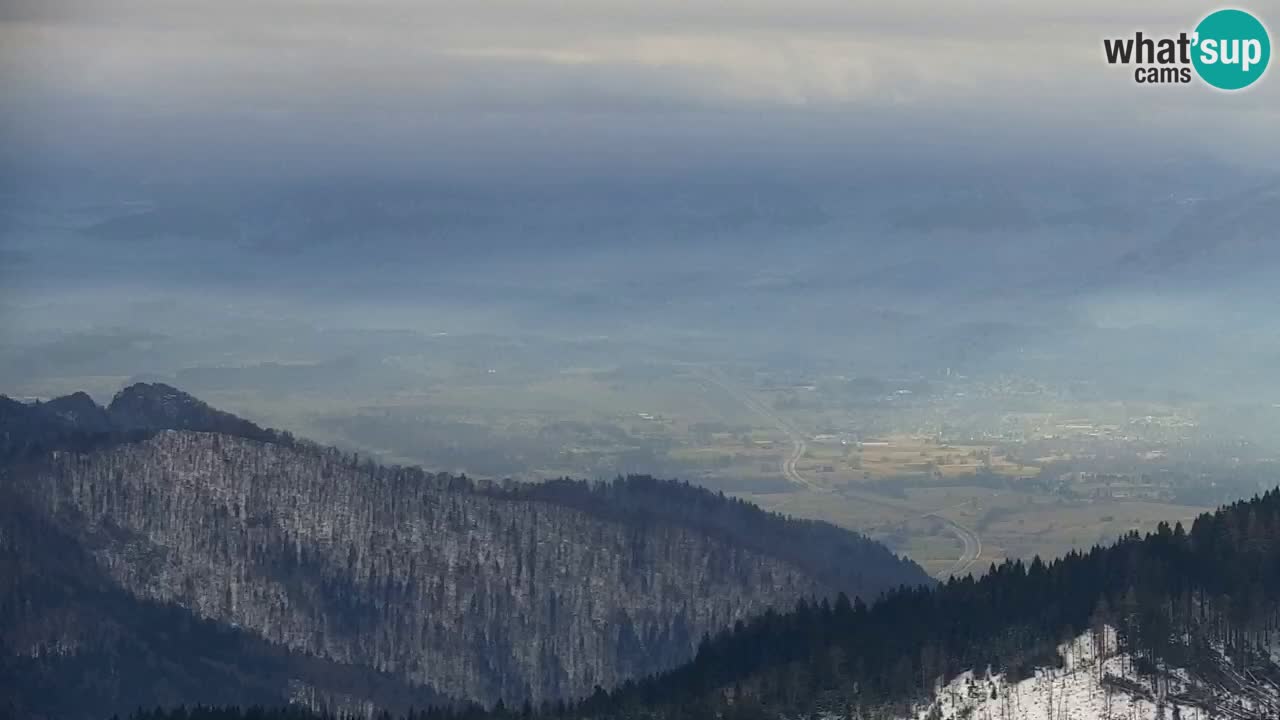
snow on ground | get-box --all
[899,628,1277,720]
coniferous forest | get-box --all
[0,385,928,718]
[8,0,1280,716]
[63,488,1280,720]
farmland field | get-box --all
[18,340,1229,579]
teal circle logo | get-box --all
[1193,9,1271,90]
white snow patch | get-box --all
[892,628,1278,720]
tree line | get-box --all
[102,486,1280,720]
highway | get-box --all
[927,513,983,577]
[700,368,825,493]
[699,366,983,578]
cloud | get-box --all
[2,0,1277,180]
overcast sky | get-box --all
[2,0,1278,184]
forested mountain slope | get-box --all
[556,488,1280,719]
[0,384,929,718]
[0,490,448,720]
[112,488,1280,720]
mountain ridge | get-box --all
[43,487,1280,720]
[0,382,287,461]
[0,383,930,718]
[1,383,925,597]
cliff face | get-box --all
[23,431,819,703]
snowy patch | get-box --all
[897,628,1279,720]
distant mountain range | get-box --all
[1117,180,1280,279]
[0,383,930,719]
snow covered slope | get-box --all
[903,628,1278,720]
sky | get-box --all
[2,0,1279,185]
[3,0,1280,447]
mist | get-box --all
[4,0,1280,495]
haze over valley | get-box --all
[5,170,1280,576]
[4,1,1280,718]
